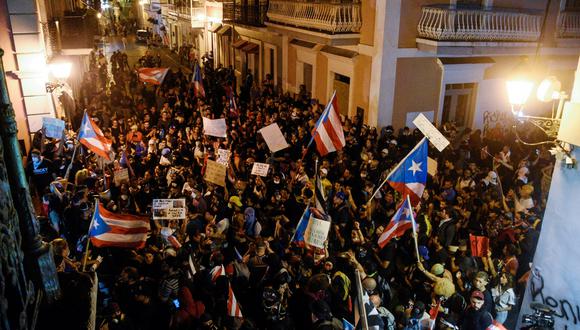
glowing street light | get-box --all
[48,62,72,80]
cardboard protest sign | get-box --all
[202,117,227,138]
[42,117,65,139]
[113,168,129,186]
[469,234,490,257]
[259,123,289,153]
[251,162,270,177]
[427,157,438,176]
[152,199,187,220]
[204,159,227,186]
[304,216,331,249]
[217,149,231,166]
[413,113,450,152]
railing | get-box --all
[417,5,542,42]
[223,1,268,27]
[266,0,361,34]
[557,11,580,38]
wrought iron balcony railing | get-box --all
[557,11,580,38]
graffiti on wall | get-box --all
[482,110,511,134]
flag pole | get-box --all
[82,199,98,271]
[408,194,421,264]
[368,137,428,202]
[354,269,369,330]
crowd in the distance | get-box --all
[27,44,554,330]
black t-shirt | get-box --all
[27,158,54,194]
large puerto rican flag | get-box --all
[89,201,150,249]
[386,137,428,205]
[193,62,205,98]
[377,197,417,248]
[78,112,112,160]
[308,91,345,156]
[137,67,169,85]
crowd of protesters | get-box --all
[28,44,555,330]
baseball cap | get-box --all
[229,196,242,207]
[335,191,346,200]
[431,263,445,276]
[471,290,484,300]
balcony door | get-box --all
[441,83,476,128]
[333,73,350,117]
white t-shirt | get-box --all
[491,286,516,309]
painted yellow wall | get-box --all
[392,57,442,129]
[398,0,442,48]
[353,54,372,122]
[315,52,328,101]
[287,45,296,88]
[360,0,376,46]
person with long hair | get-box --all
[491,271,516,324]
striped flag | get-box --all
[78,112,112,160]
[291,206,311,246]
[89,201,150,249]
[210,265,225,282]
[428,301,441,330]
[307,91,345,156]
[227,283,243,318]
[193,62,205,98]
[225,85,238,117]
[187,254,197,279]
[137,67,169,85]
[377,197,418,249]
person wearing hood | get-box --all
[243,207,262,239]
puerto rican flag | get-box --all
[78,112,112,160]
[307,91,345,156]
[193,62,205,98]
[377,197,418,248]
[290,206,311,247]
[210,265,226,282]
[386,137,428,205]
[225,85,238,117]
[227,283,243,318]
[89,201,150,249]
[428,301,441,330]
[137,67,169,85]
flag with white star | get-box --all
[377,196,418,248]
[78,112,112,160]
[89,201,150,249]
[386,137,428,205]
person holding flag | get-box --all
[193,61,206,98]
[78,112,113,160]
[306,91,345,157]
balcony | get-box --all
[223,1,268,27]
[165,3,206,27]
[557,11,580,38]
[266,0,361,34]
[416,5,543,54]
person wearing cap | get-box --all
[471,271,494,315]
[461,290,493,329]
[330,191,350,227]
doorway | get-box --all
[333,73,350,117]
[441,83,476,128]
[303,63,313,94]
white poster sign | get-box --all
[251,162,270,177]
[152,199,187,220]
[204,160,227,186]
[259,123,289,153]
[202,117,227,138]
[42,117,65,139]
[427,157,438,176]
[113,168,129,186]
[406,111,434,129]
[304,216,331,249]
[217,149,231,166]
[518,149,580,329]
[413,113,450,152]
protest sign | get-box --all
[113,168,129,186]
[217,149,231,166]
[427,157,438,176]
[469,234,489,257]
[152,199,187,220]
[259,123,289,153]
[42,117,65,139]
[413,113,450,152]
[251,162,270,177]
[204,160,227,186]
[304,216,331,249]
[202,117,227,138]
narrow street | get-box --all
[100,35,192,74]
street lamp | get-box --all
[48,62,72,80]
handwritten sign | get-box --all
[413,113,450,152]
[113,168,129,186]
[204,159,227,186]
[304,216,331,249]
[259,123,289,153]
[251,162,270,177]
[152,199,186,220]
[42,117,65,139]
[202,117,227,138]
[427,157,438,176]
[217,149,231,166]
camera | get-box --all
[521,302,555,329]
